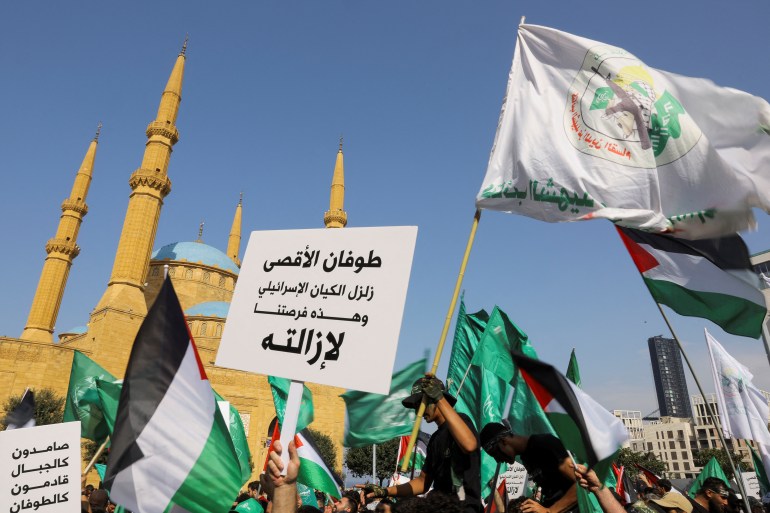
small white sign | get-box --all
[1,422,81,513]
[497,461,528,499]
[216,226,418,394]
[741,471,760,499]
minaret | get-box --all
[21,127,100,342]
[93,42,186,316]
[226,193,242,266]
[323,138,347,228]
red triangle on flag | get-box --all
[616,226,659,273]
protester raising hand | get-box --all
[572,463,625,513]
[268,439,301,513]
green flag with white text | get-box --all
[341,358,426,447]
[268,376,314,432]
[445,297,489,397]
[63,351,118,442]
[214,390,253,484]
[689,457,729,497]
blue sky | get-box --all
[1,1,769,418]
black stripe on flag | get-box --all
[617,226,754,271]
[104,277,192,488]
[510,350,600,467]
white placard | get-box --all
[1,422,81,513]
[497,461,528,499]
[216,226,418,394]
[741,471,760,499]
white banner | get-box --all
[705,329,770,446]
[216,226,417,394]
[476,24,770,239]
[1,422,81,513]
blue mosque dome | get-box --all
[152,242,239,274]
[184,301,230,318]
[60,325,88,335]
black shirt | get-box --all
[422,413,482,513]
[519,434,575,508]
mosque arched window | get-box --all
[203,271,211,283]
[200,322,207,336]
[218,276,226,287]
[185,268,193,280]
[215,324,222,337]
[151,267,160,277]
[168,267,176,277]
[187,322,192,332]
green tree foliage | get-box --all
[693,447,742,480]
[345,438,400,485]
[82,440,109,466]
[1,389,64,429]
[307,428,340,475]
[615,447,668,477]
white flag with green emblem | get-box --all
[477,24,770,239]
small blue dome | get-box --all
[185,301,230,318]
[152,242,239,274]
[61,326,87,335]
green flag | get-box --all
[689,457,729,497]
[268,376,314,432]
[214,390,253,484]
[750,445,770,496]
[62,351,118,441]
[445,296,489,397]
[341,358,426,447]
[566,349,581,388]
[94,378,121,434]
[466,307,530,497]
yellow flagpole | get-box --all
[400,209,482,472]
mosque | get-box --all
[0,43,348,475]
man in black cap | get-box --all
[357,375,481,513]
[480,422,577,513]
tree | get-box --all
[345,438,401,485]
[307,428,340,475]
[615,447,668,478]
[1,388,64,429]
[693,447,742,480]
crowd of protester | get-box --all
[79,375,770,513]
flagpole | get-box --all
[372,444,377,484]
[400,209,482,472]
[654,303,752,513]
[83,437,110,476]
[761,317,770,369]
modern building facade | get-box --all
[648,335,692,418]
[613,410,645,451]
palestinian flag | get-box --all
[616,226,766,338]
[296,429,343,499]
[104,277,245,513]
[396,432,429,475]
[4,389,35,430]
[511,350,628,477]
[263,423,342,499]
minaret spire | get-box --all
[196,221,205,243]
[21,133,98,342]
[93,47,185,316]
[323,139,347,228]
[227,193,243,267]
